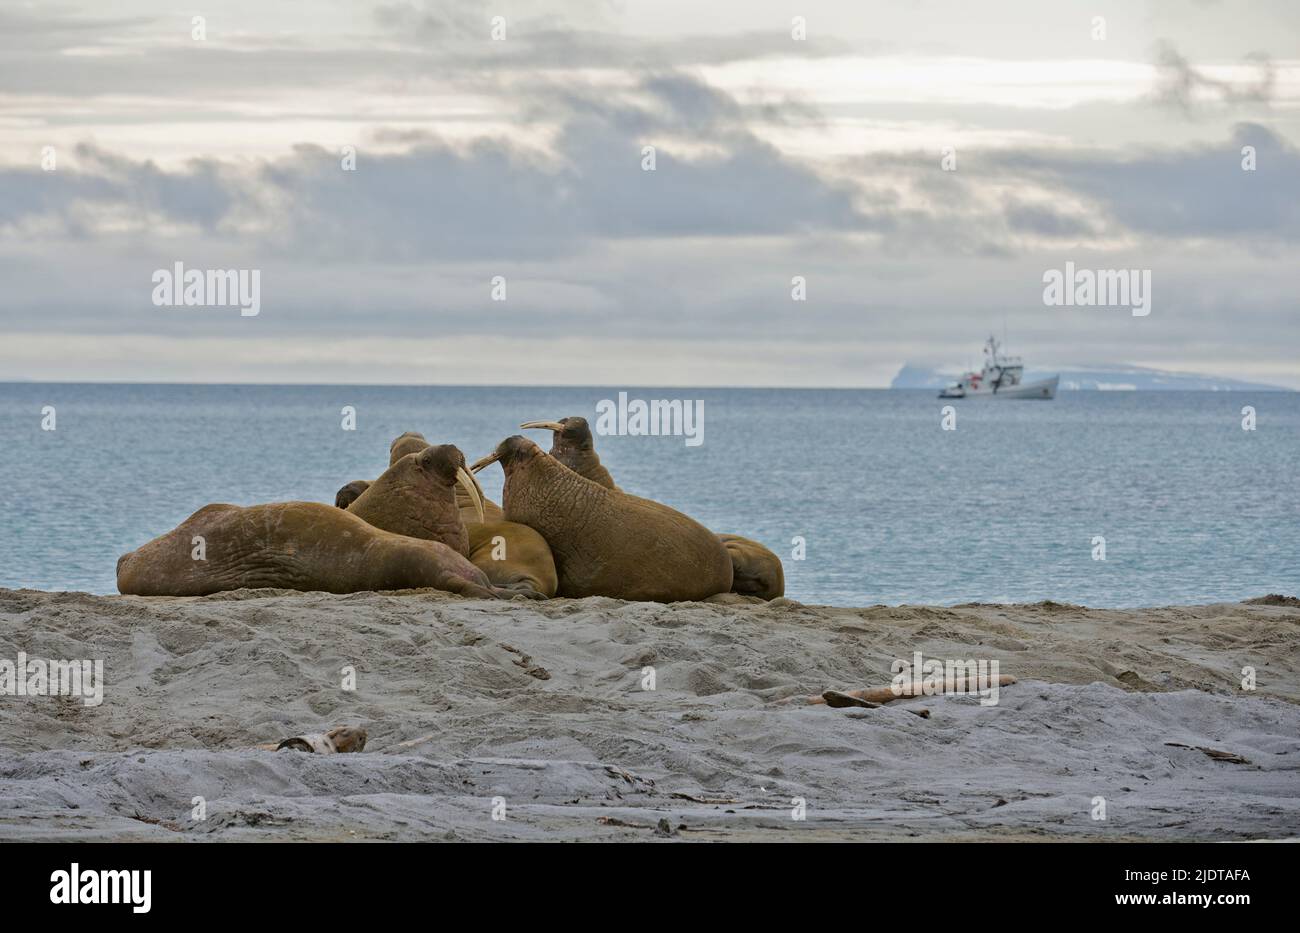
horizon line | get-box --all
[1,380,1294,393]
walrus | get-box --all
[389,431,505,522]
[334,480,371,509]
[717,534,785,600]
[521,416,784,600]
[464,522,558,598]
[471,436,732,602]
[520,417,618,489]
[116,501,525,598]
[343,433,555,597]
[346,444,484,554]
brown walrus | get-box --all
[471,436,732,602]
[389,431,504,522]
[717,533,785,601]
[521,416,784,600]
[340,433,556,598]
[116,501,523,598]
[346,444,484,555]
[520,417,618,489]
[465,522,558,598]
[334,480,371,509]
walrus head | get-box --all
[388,430,497,523]
[470,435,542,478]
[471,436,590,521]
[410,445,484,521]
[389,431,430,466]
[348,443,483,551]
[334,480,372,509]
[519,416,616,489]
[520,416,593,453]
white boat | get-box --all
[938,336,1058,400]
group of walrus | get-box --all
[116,417,785,603]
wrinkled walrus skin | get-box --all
[521,416,784,600]
[116,501,513,598]
[475,436,732,602]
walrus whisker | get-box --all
[519,420,566,431]
[456,466,485,522]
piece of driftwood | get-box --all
[822,690,880,708]
[783,674,1017,707]
[1164,742,1250,765]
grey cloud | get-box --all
[993,123,1300,241]
[0,144,238,234]
[1002,202,1100,238]
[372,0,857,68]
[1152,41,1276,112]
[1,75,875,256]
[0,7,155,51]
[6,70,1298,277]
[0,3,855,98]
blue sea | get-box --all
[1,383,1296,607]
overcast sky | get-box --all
[1,0,1297,386]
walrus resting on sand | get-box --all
[346,443,484,554]
[465,521,559,598]
[116,501,530,598]
[521,416,785,600]
[341,433,556,597]
[471,436,732,602]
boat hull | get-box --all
[939,375,1058,400]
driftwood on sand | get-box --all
[782,674,1018,708]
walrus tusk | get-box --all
[520,420,566,432]
[469,451,501,474]
[456,466,485,522]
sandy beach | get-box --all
[1,587,1296,842]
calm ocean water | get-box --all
[1,383,1296,607]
